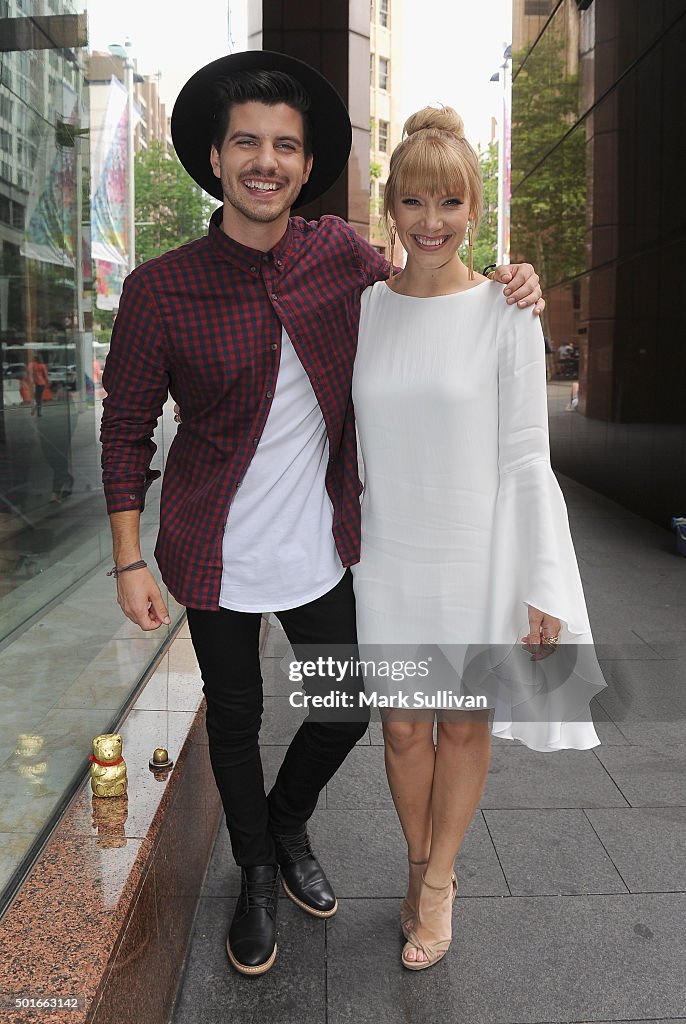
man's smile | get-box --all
[242,177,285,195]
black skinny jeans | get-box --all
[186,569,369,867]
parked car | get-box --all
[3,363,27,380]
[48,364,77,387]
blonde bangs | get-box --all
[391,136,470,203]
[383,130,483,234]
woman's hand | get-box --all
[173,402,182,424]
[521,605,561,660]
[490,263,545,317]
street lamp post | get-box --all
[124,41,135,272]
[490,44,512,267]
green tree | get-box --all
[369,159,383,218]
[134,142,217,266]
[510,30,586,289]
[471,141,498,273]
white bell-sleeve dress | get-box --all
[351,279,607,752]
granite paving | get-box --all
[171,474,686,1024]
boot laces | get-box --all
[243,875,279,912]
[275,829,313,863]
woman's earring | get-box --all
[388,223,397,276]
[467,221,474,280]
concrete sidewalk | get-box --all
[171,474,686,1024]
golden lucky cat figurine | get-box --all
[89,733,128,797]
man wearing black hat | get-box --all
[101,51,543,977]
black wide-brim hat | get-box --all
[171,50,352,209]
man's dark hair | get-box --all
[211,70,313,156]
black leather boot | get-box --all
[226,864,280,975]
[273,828,338,918]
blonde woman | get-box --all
[351,107,606,971]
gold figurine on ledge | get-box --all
[149,747,174,772]
[89,733,128,798]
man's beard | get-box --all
[221,173,302,223]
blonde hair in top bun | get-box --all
[403,105,466,139]
[383,105,483,241]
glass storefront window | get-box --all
[0,0,183,917]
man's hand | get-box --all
[490,263,545,317]
[116,567,171,630]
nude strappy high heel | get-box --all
[400,859,427,938]
[401,873,458,971]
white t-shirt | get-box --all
[219,327,345,612]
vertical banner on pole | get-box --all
[20,83,78,268]
[91,76,138,310]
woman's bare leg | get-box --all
[403,710,491,964]
[382,711,436,922]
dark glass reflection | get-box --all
[0,4,101,634]
[511,1,585,290]
[510,0,686,528]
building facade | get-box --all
[248,0,402,255]
[247,0,373,238]
[88,51,172,155]
[368,0,402,253]
[511,0,686,525]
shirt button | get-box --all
[128,493,136,500]
[271,293,278,302]
[266,390,273,399]
[253,437,259,444]
[261,254,269,263]
[270,343,278,350]
[250,265,257,273]
[276,259,283,267]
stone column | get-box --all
[248,0,370,237]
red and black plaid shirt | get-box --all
[101,208,390,609]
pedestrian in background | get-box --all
[27,353,49,417]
